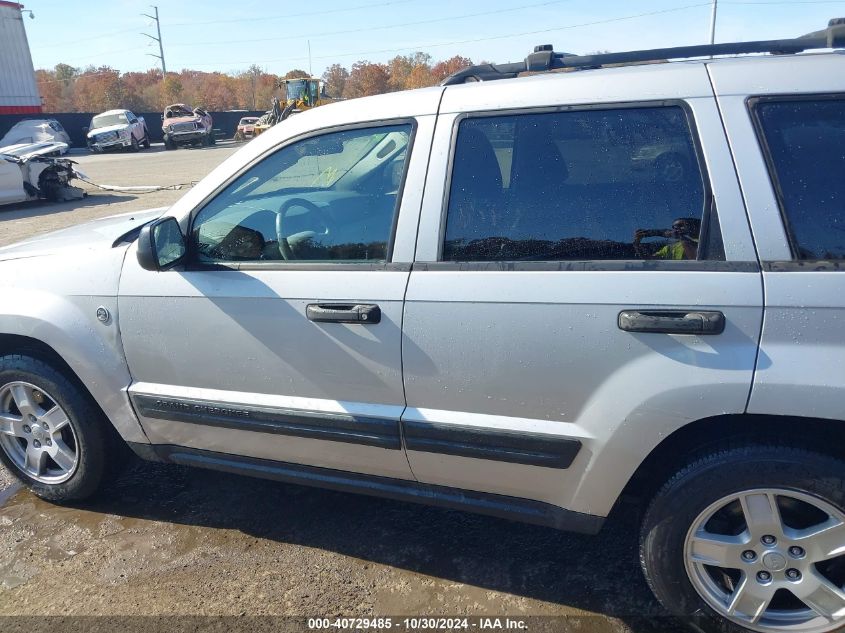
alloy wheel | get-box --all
[0,381,79,484]
[685,488,845,632]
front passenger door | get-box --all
[119,122,420,480]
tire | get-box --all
[640,445,845,633]
[129,136,140,152]
[164,136,176,150]
[0,354,115,502]
[206,131,216,146]
[142,128,151,148]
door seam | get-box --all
[705,63,765,413]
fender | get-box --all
[0,248,149,444]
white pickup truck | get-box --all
[86,109,150,152]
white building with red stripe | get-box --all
[0,1,42,115]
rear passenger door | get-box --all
[709,55,845,422]
[403,66,764,517]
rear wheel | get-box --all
[0,355,114,501]
[641,446,845,633]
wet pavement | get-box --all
[0,459,682,631]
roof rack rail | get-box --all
[441,17,845,85]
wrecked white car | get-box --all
[0,119,71,153]
[0,142,86,206]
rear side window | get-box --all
[751,96,845,260]
[442,105,716,262]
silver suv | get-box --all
[1,20,844,633]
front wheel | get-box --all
[640,446,845,633]
[0,355,114,501]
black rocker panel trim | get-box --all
[402,420,582,469]
[132,394,401,450]
[127,443,605,534]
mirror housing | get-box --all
[137,217,186,271]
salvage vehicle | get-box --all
[162,104,214,149]
[0,119,71,153]
[234,116,259,141]
[0,141,85,205]
[1,19,844,633]
[86,109,150,152]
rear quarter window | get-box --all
[442,104,718,262]
[751,96,845,260]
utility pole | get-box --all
[308,40,313,77]
[709,0,718,45]
[142,5,167,78]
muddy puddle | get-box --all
[0,461,679,632]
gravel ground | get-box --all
[0,142,239,248]
[0,144,681,632]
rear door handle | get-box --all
[618,310,725,335]
[306,303,381,324]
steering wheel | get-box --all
[275,197,330,260]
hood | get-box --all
[88,124,130,138]
[0,207,167,262]
[0,141,70,161]
[164,115,201,126]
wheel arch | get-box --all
[621,413,845,505]
[0,331,148,445]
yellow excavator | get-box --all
[253,77,329,137]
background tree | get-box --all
[160,73,183,106]
[431,55,473,83]
[343,61,390,99]
[242,64,264,110]
[321,63,349,99]
[33,52,475,112]
[283,69,310,79]
[72,66,122,112]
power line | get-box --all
[53,47,148,65]
[32,26,141,50]
[167,0,575,48]
[166,0,413,27]
[180,2,713,69]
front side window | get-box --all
[443,105,712,262]
[752,96,845,260]
[191,123,412,263]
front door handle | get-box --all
[306,303,381,324]
[618,310,725,335]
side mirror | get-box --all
[137,217,186,271]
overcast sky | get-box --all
[20,0,845,77]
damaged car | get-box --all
[234,116,259,141]
[0,141,86,206]
[162,104,214,149]
[0,119,71,152]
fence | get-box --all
[0,110,266,148]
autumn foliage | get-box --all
[35,54,473,113]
